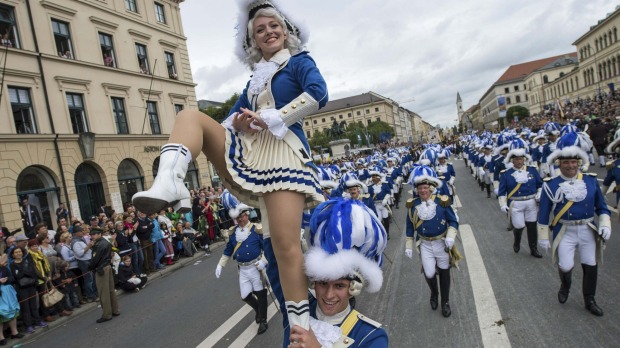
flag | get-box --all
[556,99,565,119]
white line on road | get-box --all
[454,195,462,208]
[460,224,511,347]
[196,304,253,348]
[228,302,279,347]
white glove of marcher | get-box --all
[215,264,222,279]
[494,188,499,196]
[598,226,611,241]
[405,249,413,259]
[538,240,550,251]
[255,259,267,271]
[500,205,509,213]
[445,237,454,250]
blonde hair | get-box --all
[245,8,302,66]
[60,232,71,243]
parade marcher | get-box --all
[436,150,456,199]
[215,204,269,335]
[367,169,392,240]
[133,0,328,332]
[498,139,544,258]
[289,197,388,348]
[386,158,403,209]
[603,137,620,209]
[531,132,547,177]
[492,133,512,197]
[479,145,495,198]
[88,227,120,323]
[405,165,460,318]
[538,132,611,316]
[341,173,376,216]
[354,159,370,182]
[542,122,561,177]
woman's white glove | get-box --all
[538,240,550,251]
[598,226,611,241]
[405,249,413,259]
[255,259,267,271]
[500,205,509,213]
[445,237,454,250]
[215,265,222,279]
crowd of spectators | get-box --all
[0,185,247,341]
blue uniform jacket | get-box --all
[406,196,458,240]
[355,169,370,182]
[603,159,620,203]
[498,166,542,204]
[493,156,507,182]
[309,299,388,348]
[436,163,456,183]
[230,51,328,156]
[222,224,263,262]
[368,182,391,203]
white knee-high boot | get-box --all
[599,155,606,166]
[132,143,192,213]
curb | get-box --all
[14,240,226,345]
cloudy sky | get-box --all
[180,0,614,128]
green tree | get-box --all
[200,93,240,123]
[507,105,530,120]
[308,130,331,152]
[367,120,394,143]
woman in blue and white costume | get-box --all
[132,0,328,333]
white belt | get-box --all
[511,194,536,201]
[558,217,594,226]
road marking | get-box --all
[460,224,511,347]
[228,302,279,347]
[454,195,462,208]
[196,304,253,347]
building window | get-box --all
[125,0,137,12]
[306,131,310,138]
[304,121,309,126]
[111,97,129,134]
[147,101,161,134]
[66,93,88,133]
[506,97,511,105]
[366,109,369,114]
[543,75,549,84]
[8,86,37,134]
[367,119,371,125]
[321,118,325,123]
[375,107,379,112]
[376,117,380,122]
[356,111,361,116]
[99,32,116,67]
[313,120,317,124]
[339,115,343,119]
[0,5,20,48]
[348,113,351,117]
[514,85,519,91]
[515,95,521,103]
[165,51,177,79]
[52,19,73,59]
[135,43,149,73]
[504,87,509,93]
[174,104,184,114]
[154,2,166,24]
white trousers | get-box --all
[510,199,537,229]
[375,203,389,219]
[239,264,264,298]
[420,239,450,278]
[483,170,492,185]
[557,225,597,272]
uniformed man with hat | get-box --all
[88,227,119,323]
[215,204,269,334]
[538,131,611,316]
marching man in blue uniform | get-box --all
[498,139,544,258]
[436,150,456,200]
[480,145,495,198]
[288,196,388,348]
[537,132,611,317]
[405,165,461,318]
[215,204,269,334]
[368,169,392,240]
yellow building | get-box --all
[0,0,211,232]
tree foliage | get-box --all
[200,93,240,123]
[507,105,530,120]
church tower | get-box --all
[456,92,464,123]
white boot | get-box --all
[132,143,192,214]
[599,155,606,167]
[286,300,310,330]
[588,153,595,165]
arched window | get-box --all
[16,166,60,233]
[118,159,144,208]
[185,161,200,190]
[575,76,579,89]
[614,28,618,42]
[543,75,549,84]
[604,33,608,48]
[75,163,105,221]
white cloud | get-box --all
[181,0,614,128]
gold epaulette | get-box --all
[500,169,507,174]
[360,193,370,199]
[585,172,598,177]
[438,195,451,207]
[606,161,614,171]
[447,162,453,165]
[357,313,382,328]
[543,177,552,182]
[405,198,414,209]
[253,223,263,234]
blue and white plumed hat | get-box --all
[355,158,366,167]
[318,167,338,189]
[368,166,383,177]
[339,172,367,193]
[221,189,252,219]
[605,136,620,155]
[547,131,590,165]
[504,138,532,164]
[560,124,579,137]
[543,121,561,136]
[306,199,387,293]
[493,133,513,155]
[419,149,437,166]
[408,165,443,188]
[235,0,309,67]
[532,129,547,143]
[437,149,451,159]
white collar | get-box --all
[316,304,351,326]
[259,48,291,66]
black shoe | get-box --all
[257,320,268,335]
[441,302,451,317]
[513,243,520,253]
[0,338,6,346]
[112,312,121,317]
[10,333,24,339]
[530,249,543,258]
[585,298,604,316]
[430,294,438,310]
[96,317,112,323]
[558,269,572,304]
